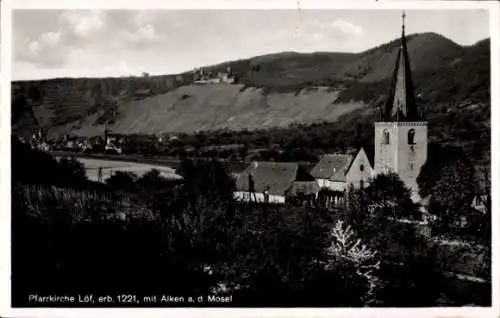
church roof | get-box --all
[310,154,353,182]
[382,12,420,122]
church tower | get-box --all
[374,12,428,202]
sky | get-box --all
[12,9,490,81]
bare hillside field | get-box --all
[53,85,364,136]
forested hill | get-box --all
[12,32,490,149]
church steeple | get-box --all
[374,11,428,203]
[383,11,419,121]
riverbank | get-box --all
[49,151,249,174]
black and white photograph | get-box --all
[5,0,498,316]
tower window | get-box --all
[360,164,365,172]
[408,129,415,145]
[382,129,390,144]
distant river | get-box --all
[73,157,183,182]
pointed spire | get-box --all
[383,11,419,121]
[402,10,406,35]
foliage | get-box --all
[12,86,39,134]
[12,186,216,298]
[419,144,488,241]
[215,205,371,306]
[57,156,87,181]
[417,143,469,198]
[326,220,381,305]
[12,137,96,189]
[176,158,236,210]
[429,158,479,234]
[344,177,445,306]
[105,171,138,192]
[18,185,132,221]
[363,172,419,220]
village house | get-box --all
[234,161,319,205]
[310,149,374,208]
[104,124,123,154]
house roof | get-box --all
[310,154,354,182]
[235,161,315,196]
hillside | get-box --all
[43,85,365,136]
[12,32,490,138]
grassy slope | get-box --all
[12,33,489,139]
[55,85,364,136]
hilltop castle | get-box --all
[235,12,428,205]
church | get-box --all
[373,12,427,203]
[235,13,428,205]
[313,12,427,204]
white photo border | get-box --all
[1,1,499,317]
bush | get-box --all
[12,137,98,190]
[105,171,138,192]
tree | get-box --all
[132,169,184,215]
[343,176,445,306]
[417,143,467,198]
[12,138,92,189]
[214,205,331,306]
[365,172,419,220]
[136,169,169,190]
[428,158,478,235]
[58,157,87,181]
[105,171,137,192]
[177,158,236,210]
[345,184,372,233]
[325,220,381,305]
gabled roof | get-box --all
[235,161,315,196]
[310,154,353,182]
